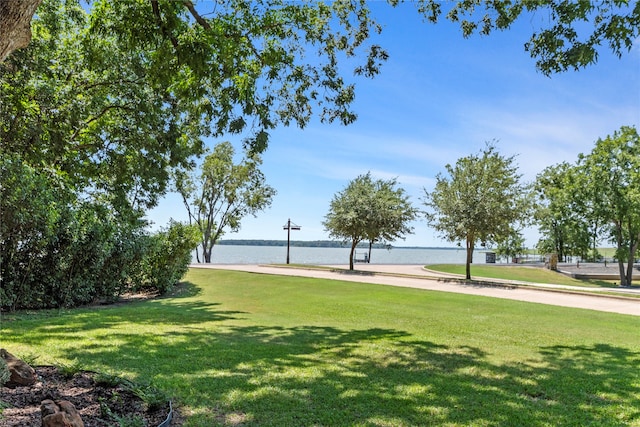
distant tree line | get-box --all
[218,240,391,249]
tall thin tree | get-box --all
[176,142,276,263]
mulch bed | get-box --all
[0,366,178,426]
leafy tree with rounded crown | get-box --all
[423,143,530,280]
[534,162,605,262]
[323,172,417,270]
[578,126,640,286]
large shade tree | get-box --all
[0,0,393,214]
[533,162,595,261]
[323,172,417,270]
[175,141,276,263]
[0,0,400,310]
[2,1,639,75]
[423,144,530,280]
[0,0,389,286]
[578,126,640,286]
[0,0,207,219]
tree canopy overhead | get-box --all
[0,0,392,219]
[1,1,637,208]
[3,1,638,75]
[0,1,375,224]
[417,0,640,75]
[79,0,392,154]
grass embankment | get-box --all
[426,264,621,288]
[2,268,639,426]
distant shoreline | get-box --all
[217,239,458,250]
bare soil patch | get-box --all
[0,365,177,426]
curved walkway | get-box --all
[190,264,640,316]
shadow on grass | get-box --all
[2,283,638,426]
[0,282,246,343]
[163,281,203,298]
[7,327,637,424]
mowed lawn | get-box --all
[2,268,639,426]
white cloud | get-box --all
[455,103,637,179]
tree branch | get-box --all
[182,1,211,30]
[150,0,179,50]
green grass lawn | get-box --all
[425,264,623,288]
[2,268,639,426]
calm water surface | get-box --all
[195,245,495,265]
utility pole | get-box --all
[282,218,301,264]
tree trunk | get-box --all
[349,241,357,270]
[614,225,629,286]
[615,233,628,286]
[202,227,213,263]
[465,235,473,280]
[367,241,372,263]
[617,257,627,286]
[624,235,639,286]
[0,0,42,62]
[624,258,633,287]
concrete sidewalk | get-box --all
[190,264,640,316]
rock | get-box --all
[0,348,36,386]
[41,399,84,427]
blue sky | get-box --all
[147,3,640,248]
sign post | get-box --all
[282,218,301,264]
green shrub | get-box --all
[131,220,199,294]
[0,155,195,309]
[0,156,64,309]
[0,155,152,310]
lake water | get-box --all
[196,245,498,265]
